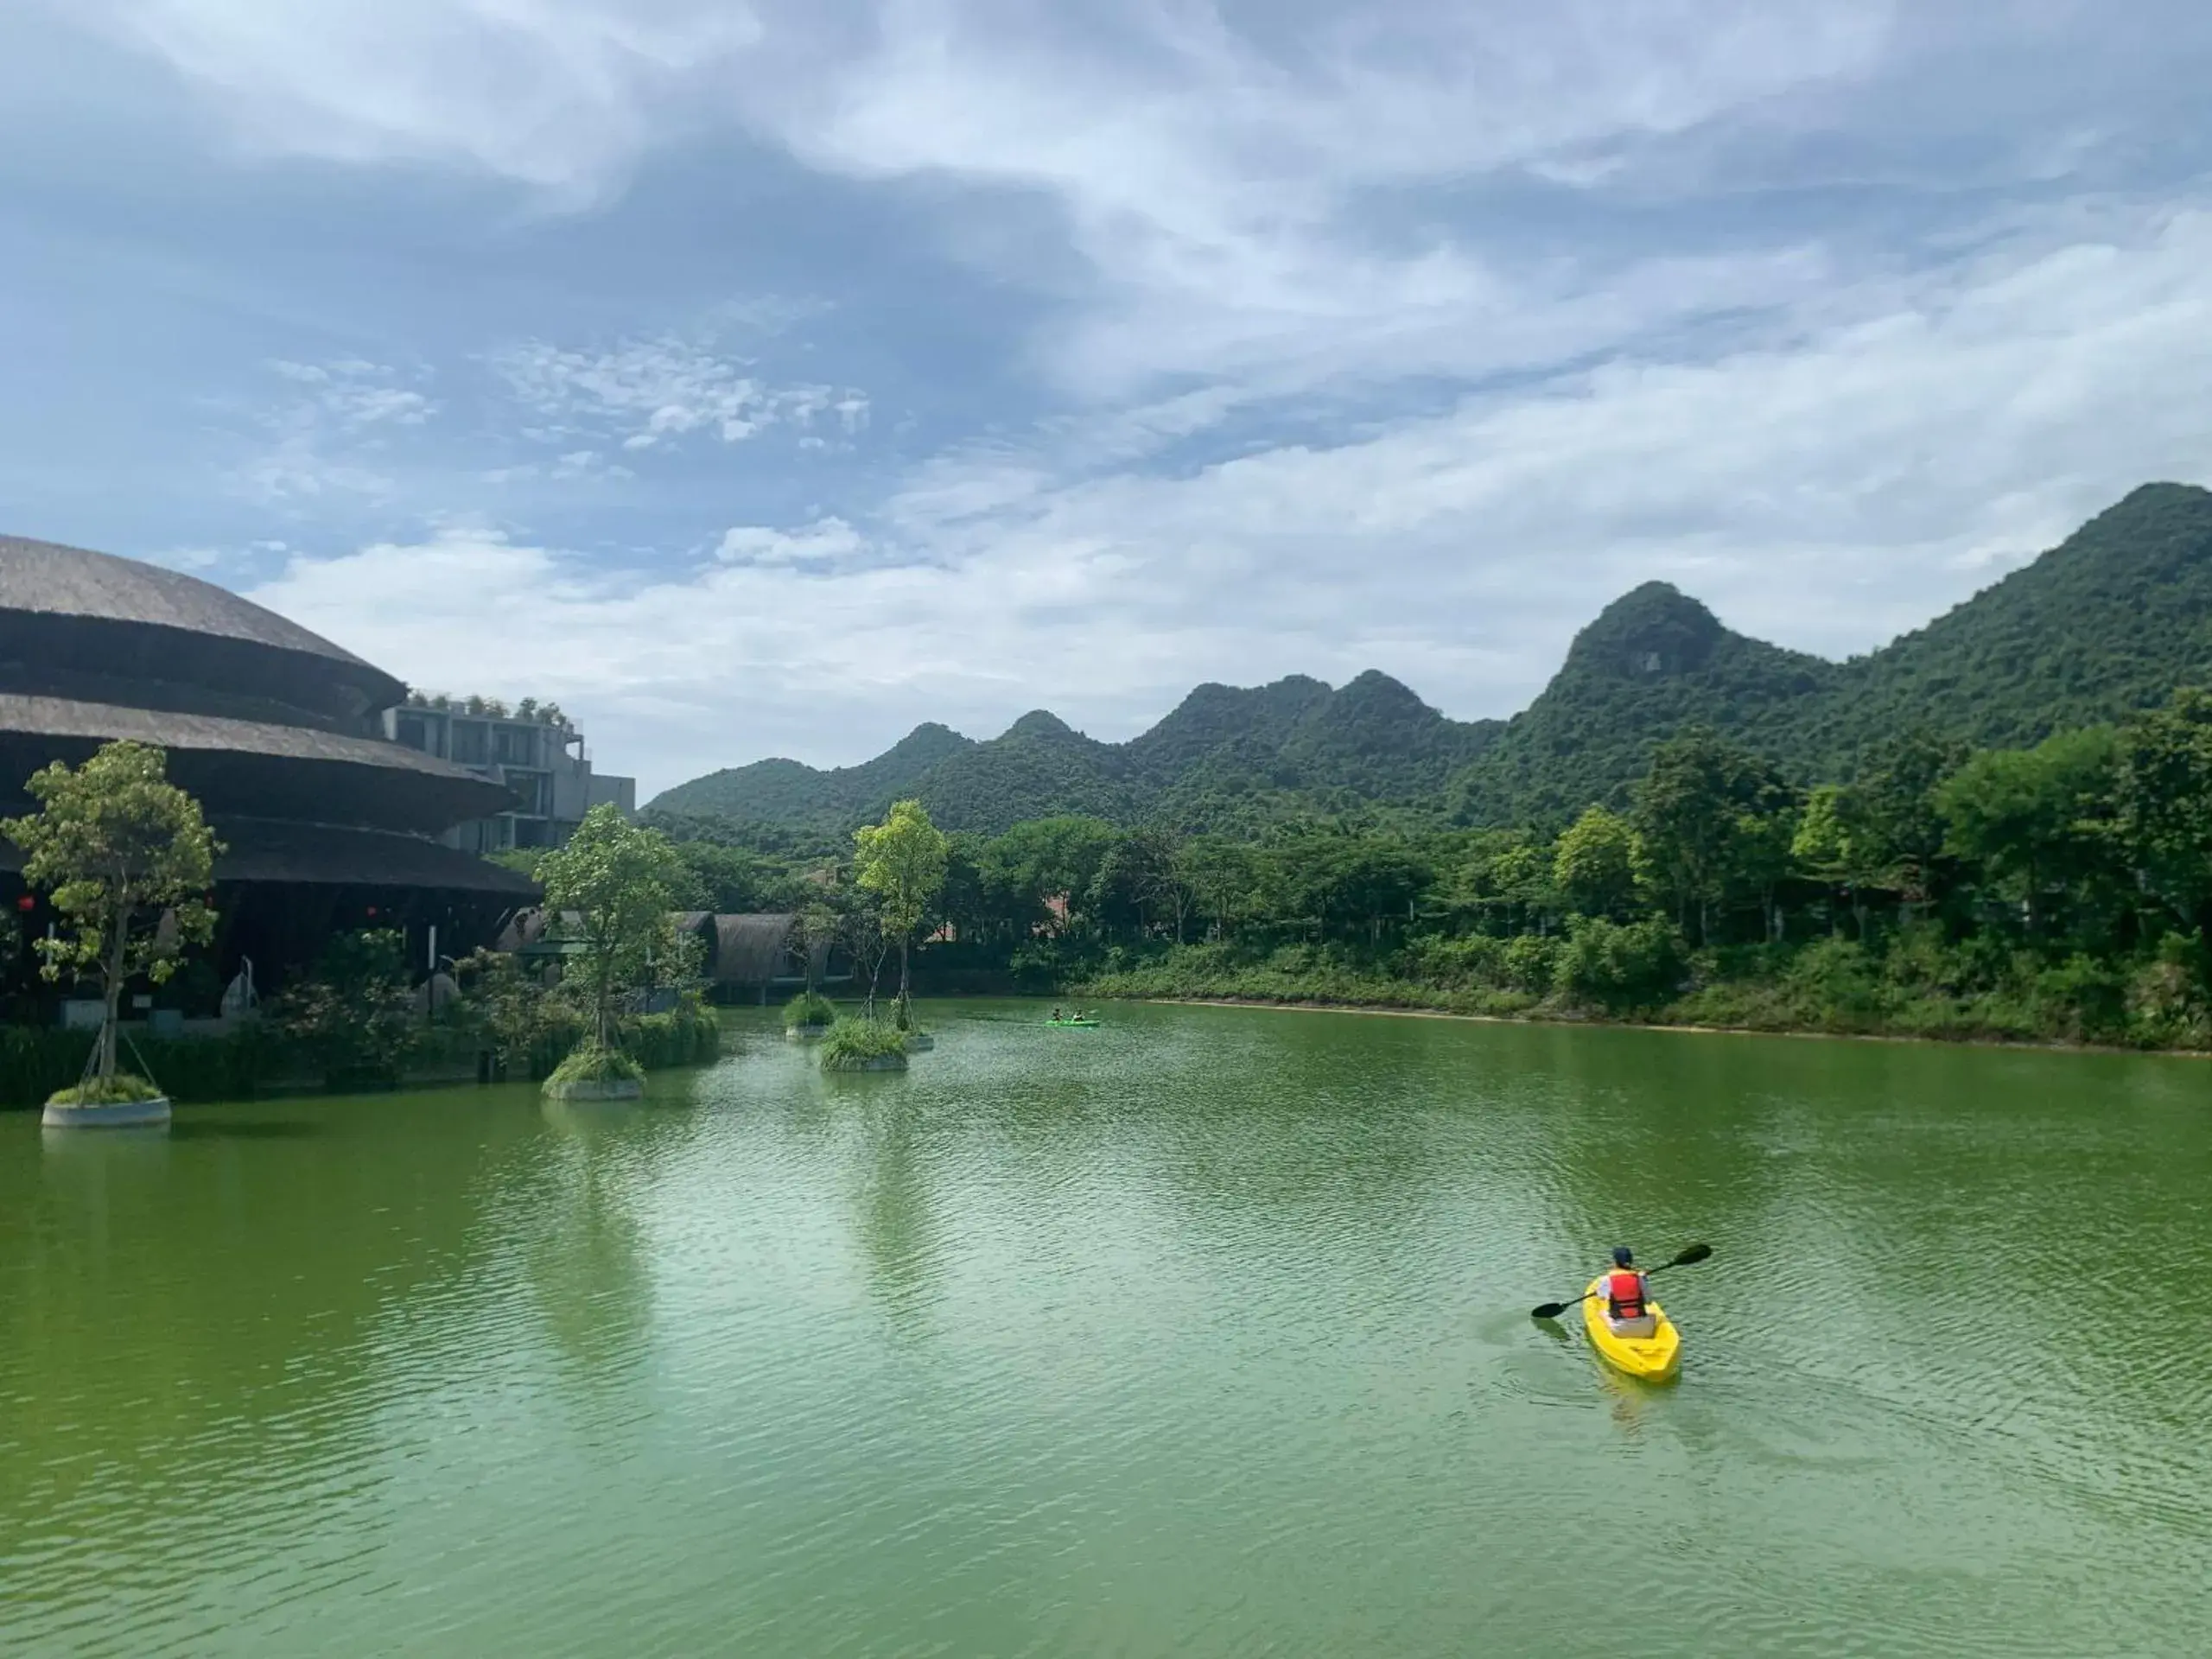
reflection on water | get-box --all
[3,1006,2210,1657]
[853,1097,940,1321]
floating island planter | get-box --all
[819,1020,911,1073]
[41,1075,172,1129]
[784,992,838,1042]
[542,1045,646,1102]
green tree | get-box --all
[799,901,841,994]
[674,839,782,912]
[2109,688,2212,941]
[537,803,689,1051]
[1937,727,2117,937]
[854,798,950,1027]
[1325,836,1431,946]
[983,816,1118,935]
[1852,729,1968,915]
[2,741,221,1089]
[1791,784,1882,937]
[278,929,423,1088]
[1552,806,1639,919]
[842,900,892,1019]
[454,945,561,1081]
[1630,730,1789,944]
[1180,836,1256,940]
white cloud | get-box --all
[232,359,436,505]
[54,0,766,199]
[715,518,867,567]
[487,334,865,453]
[246,208,2212,798]
[35,1,2212,803]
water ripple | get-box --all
[2,1007,2209,1655]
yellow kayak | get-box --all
[1581,1276,1681,1382]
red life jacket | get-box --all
[1606,1271,1646,1319]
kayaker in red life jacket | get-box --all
[1604,1246,1657,1337]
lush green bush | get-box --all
[1403,933,1506,988]
[274,929,423,1089]
[2033,955,2129,1043]
[2,1024,288,1109]
[546,1043,645,1085]
[819,1018,909,1071]
[619,999,722,1069]
[2,1027,97,1108]
[48,1071,162,1105]
[784,990,837,1029]
[1557,916,1684,1010]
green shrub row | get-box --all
[2,996,723,1110]
[1081,927,2212,1050]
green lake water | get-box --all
[3,1001,2209,1656]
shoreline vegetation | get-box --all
[630,488,2212,1062]
[1105,993,2212,1058]
[641,687,2212,1062]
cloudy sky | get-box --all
[5,3,2212,797]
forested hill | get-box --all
[652,671,1499,836]
[1446,581,1840,827]
[649,481,2212,834]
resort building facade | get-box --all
[381,696,636,853]
[0,535,539,1010]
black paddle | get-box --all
[1529,1243,1713,1320]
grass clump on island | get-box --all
[47,1071,165,1107]
[819,1017,909,1071]
[544,1043,645,1087]
[784,990,837,1030]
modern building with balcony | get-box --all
[380,696,635,853]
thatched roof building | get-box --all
[712,913,798,986]
[1,535,537,1000]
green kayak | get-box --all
[1046,1016,1100,1028]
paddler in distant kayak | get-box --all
[1601,1247,1657,1337]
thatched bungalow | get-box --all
[493,909,842,1003]
[0,535,537,1008]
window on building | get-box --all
[515,818,550,849]
[395,713,431,752]
[494,725,535,766]
[450,721,489,766]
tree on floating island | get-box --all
[3,741,219,1106]
[535,803,689,1096]
[853,798,948,1033]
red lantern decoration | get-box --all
[13,895,33,913]
[366,906,378,918]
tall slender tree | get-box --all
[537,804,688,1052]
[854,799,950,1028]
[3,741,220,1089]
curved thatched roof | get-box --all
[0,692,512,833]
[0,815,537,894]
[0,537,378,670]
[711,913,797,984]
[0,536,405,713]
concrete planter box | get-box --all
[785,1026,832,1043]
[41,1096,173,1129]
[902,1033,936,1052]
[825,1054,908,1073]
[542,1077,645,1102]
